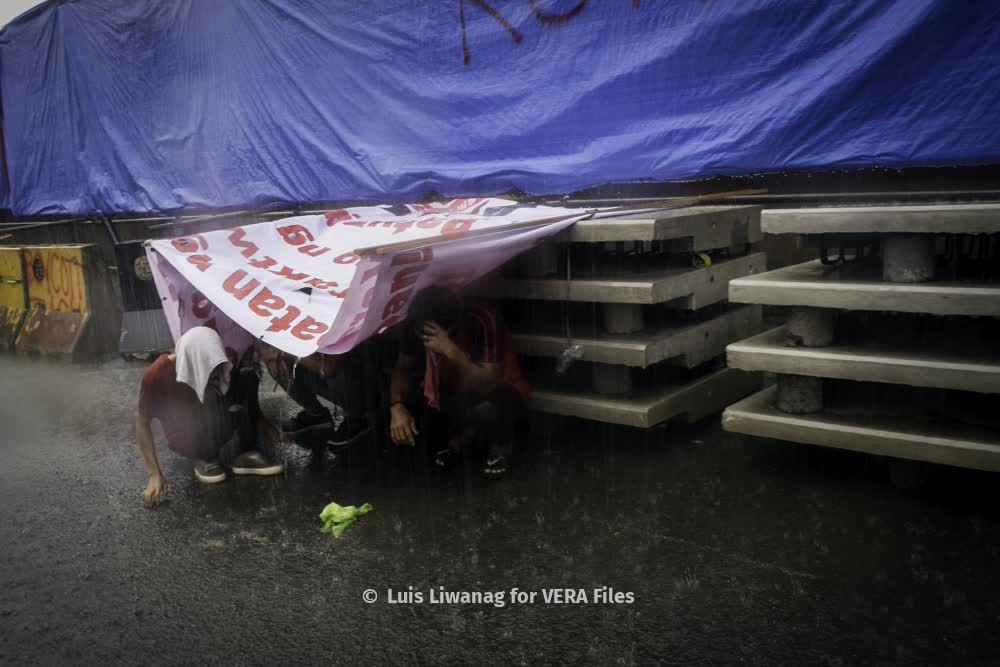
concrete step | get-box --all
[729,259,1000,317]
[484,251,765,307]
[529,367,760,428]
[727,326,1000,394]
[763,203,1000,235]
[514,305,762,369]
[723,385,1000,472]
[569,205,761,249]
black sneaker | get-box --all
[481,455,509,479]
[327,418,371,446]
[281,409,334,435]
[194,460,227,484]
[230,451,284,476]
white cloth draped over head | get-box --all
[174,326,232,404]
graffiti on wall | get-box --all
[23,247,88,313]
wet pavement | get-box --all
[2,356,1000,665]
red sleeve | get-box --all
[137,356,166,418]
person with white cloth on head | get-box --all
[135,326,283,506]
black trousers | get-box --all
[285,336,388,423]
[175,351,260,463]
[423,383,527,458]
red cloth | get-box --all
[137,354,202,452]
[422,349,441,410]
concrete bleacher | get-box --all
[482,205,767,428]
[723,203,1000,472]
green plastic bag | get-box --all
[319,502,373,538]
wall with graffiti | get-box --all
[10,245,120,360]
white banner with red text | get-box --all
[147,198,585,357]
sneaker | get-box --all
[281,409,334,435]
[481,455,509,479]
[194,460,227,484]
[231,451,285,476]
[327,418,371,446]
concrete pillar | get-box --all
[517,243,558,278]
[775,374,823,414]
[593,363,632,395]
[786,308,836,347]
[883,235,936,283]
[602,303,644,334]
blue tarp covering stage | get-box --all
[1,0,999,215]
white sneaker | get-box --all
[194,460,227,484]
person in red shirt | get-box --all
[136,326,283,507]
[388,286,528,478]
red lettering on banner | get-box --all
[417,218,443,229]
[192,291,214,319]
[390,247,434,266]
[299,244,330,257]
[334,252,360,265]
[249,288,285,317]
[329,289,348,299]
[249,256,277,270]
[393,221,415,234]
[278,224,315,246]
[361,286,376,309]
[266,306,301,333]
[171,235,209,253]
[270,265,309,281]
[441,218,474,236]
[324,210,351,226]
[186,254,213,272]
[340,310,370,340]
[222,270,260,300]
[382,290,412,320]
[391,265,423,292]
[228,228,258,258]
[306,278,340,291]
[360,266,381,283]
[376,246,435,332]
[291,316,328,341]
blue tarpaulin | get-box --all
[1,0,999,215]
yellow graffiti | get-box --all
[0,247,27,310]
[23,246,89,313]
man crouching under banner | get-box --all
[136,326,284,506]
[388,286,529,478]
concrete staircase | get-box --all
[724,204,1000,471]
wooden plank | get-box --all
[568,205,761,249]
[729,260,1000,317]
[723,386,1000,472]
[763,203,1000,235]
[727,326,1000,394]
[514,305,762,368]
[484,252,765,306]
[529,367,760,428]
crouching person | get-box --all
[388,286,529,478]
[137,326,284,507]
[257,341,375,446]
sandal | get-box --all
[481,455,509,479]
